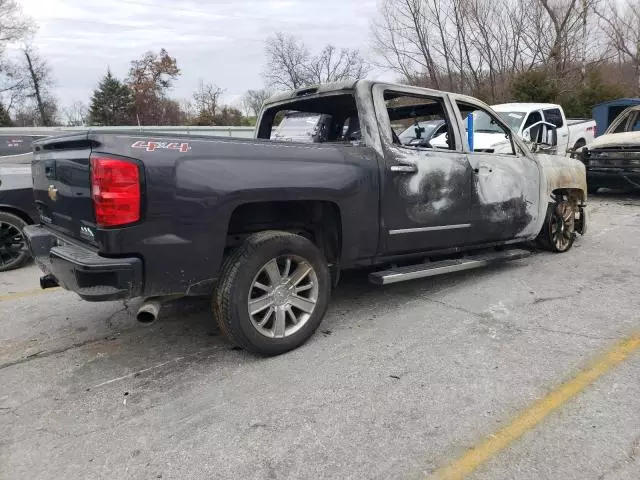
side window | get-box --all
[384,91,456,150]
[455,101,515,155]
[611,113,629,133]
[524,111,543,129]
[543,108,564,128]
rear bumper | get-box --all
[23,224,143,301]
[587,169,640,190]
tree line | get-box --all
[1,0,639,127]
[372,0,640,117]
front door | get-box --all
[373,86,475,254]
[453,100,540,243]
[543,107,569,154]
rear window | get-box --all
[543,108,564,128]
[258,93,360,144]
[271,113,322,142]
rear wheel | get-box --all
[0,212,30,272]
[536,199,576,253]
[213,231,331,356]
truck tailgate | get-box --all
[31,133,97,244]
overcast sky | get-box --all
[17,0,386,109]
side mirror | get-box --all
[523,121,557,153]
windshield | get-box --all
[398,121,442,144]
[496,112,525,131]
[472,110,509,133]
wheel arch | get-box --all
[0,205,34,224]
[226,199,343,265]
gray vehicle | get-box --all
[24,80,587,355]
[0,163,38,271]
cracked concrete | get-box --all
[1,193,639,480]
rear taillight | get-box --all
[90,156,140,227]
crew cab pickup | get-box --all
[24,81,588,355]
[492,103,596,155]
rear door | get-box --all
[543,107,569,153]
[31,133,97,244]
[372,85,474,254]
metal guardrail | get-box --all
[0,126,256,138]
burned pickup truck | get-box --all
[24,81,587,355]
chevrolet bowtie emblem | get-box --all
[48,185,58,201]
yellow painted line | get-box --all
[0,287,60,302]
[430,333,640,480]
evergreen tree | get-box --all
[0,103,12,126]
[88,70,134,125]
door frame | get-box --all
[371,84,476,254]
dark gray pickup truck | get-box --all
[24,80,588,355]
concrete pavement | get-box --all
[1,193,639,479]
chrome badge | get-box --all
[80,226,95,240]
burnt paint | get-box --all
[381,144,474,253]
[466,152,539,242]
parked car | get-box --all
[491,103,596,156]
[24,80,587,355]
[0,162,37,271]
[579,104,640,193]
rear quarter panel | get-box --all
[91,134,380,296]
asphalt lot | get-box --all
[1,193,640,480]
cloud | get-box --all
[16,0,382,108]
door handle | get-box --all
[474,164,493,174]
[390,164,418,173]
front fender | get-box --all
[536,153,587,202]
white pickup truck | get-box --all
[492,103,596,156]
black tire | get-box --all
[0,211,30,272]
[213,231,331,356]
[536,200,576,253]
[587,185,599,195]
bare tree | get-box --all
[23,48,49,125]
[264,32,310,90]
[305,45,370,85]
[371,0,443,88]
[193,81,224,118]
[7,45,58,126]
[62,101,88,126]
[0,0,34,114]
[265,32,369,90]
[595,0,640,94]
[242,88,272,117]
[371,0,606,101]
[0,0,32,45]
